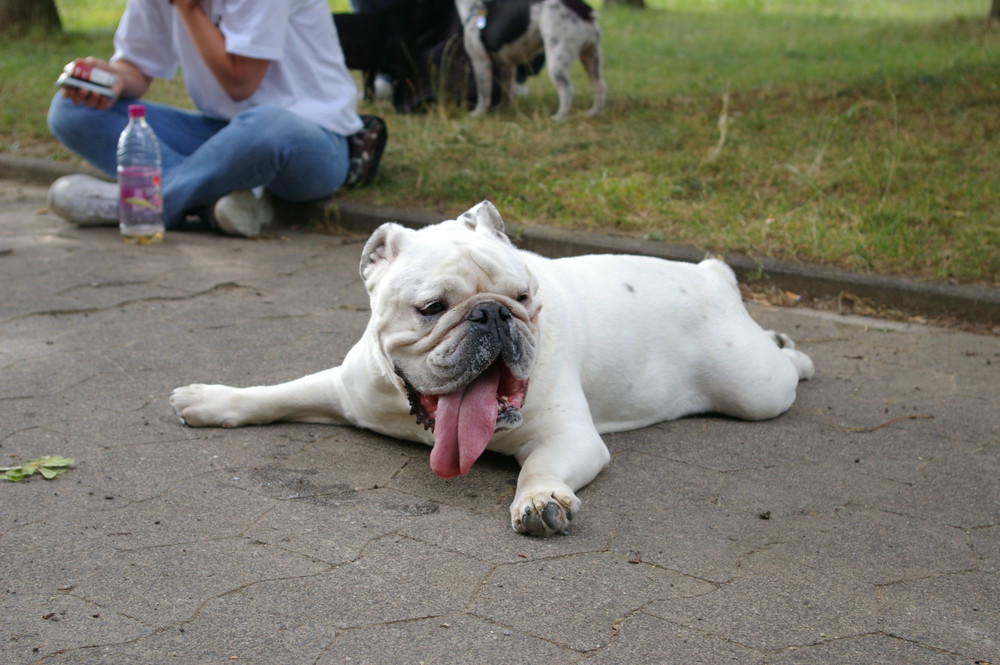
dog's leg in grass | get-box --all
[544,35,576,120]
[581,42,605,117]
[463,22,494,117]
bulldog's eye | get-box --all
[516,293,531,304]
[417,301,447,317]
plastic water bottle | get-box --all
[116,104,164,244]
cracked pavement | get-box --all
[1,179,998,664]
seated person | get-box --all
[47,0,386,238]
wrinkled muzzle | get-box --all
[400,300,535,479]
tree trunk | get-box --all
[992,0,1000,22]
[0,0,62,35]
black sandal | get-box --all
[344,115,387,188]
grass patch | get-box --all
[1,0,997,284]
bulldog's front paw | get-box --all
[170,384,246,428]
[510,488,581,536]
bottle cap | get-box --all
[127,104,146,119]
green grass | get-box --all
[2,0,997,285]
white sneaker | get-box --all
[47,174,119,226]
[212,190,273,238]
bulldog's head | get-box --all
[360,201,541,479]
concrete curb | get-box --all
[3,153,997,327]
[331,209,1000,329]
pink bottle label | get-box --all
[118,167,162,211]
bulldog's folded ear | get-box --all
[361,222,411,283]
[458,201,509,242]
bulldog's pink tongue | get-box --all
[430,364,501,478]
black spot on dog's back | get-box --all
[559,0,596,22]
[482,0,533,51]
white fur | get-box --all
[171,202,813,536]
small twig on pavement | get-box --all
[846,414,934,433]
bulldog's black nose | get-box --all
[468,302,512,326]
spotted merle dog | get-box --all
[457,0,605,119]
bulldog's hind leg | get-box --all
[706,327,814,422]
[768,330,816,381]
[509,422,610,536]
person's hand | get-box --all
[59,57,123,111]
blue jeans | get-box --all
[48,94,350,229]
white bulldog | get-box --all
[171,201,814,536]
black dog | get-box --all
[333,0,457,113]
[333,0,544,113]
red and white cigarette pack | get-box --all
[56,60,117,97]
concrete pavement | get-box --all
[1,175,997,664]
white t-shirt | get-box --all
[112,0,363,136]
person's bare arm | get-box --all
[172,0,269,101]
